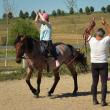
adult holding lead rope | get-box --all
[84,17,110,106]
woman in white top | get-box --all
[84,17,110,106]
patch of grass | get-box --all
[0,69,26,81]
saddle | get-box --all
[40,41,60,58]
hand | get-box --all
[101,17,106,25]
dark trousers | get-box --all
[91,63,108,101]
[40,40,58,60]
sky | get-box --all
[0,0,110,18]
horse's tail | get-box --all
[67,44,88,73]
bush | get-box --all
[9,19,39,45]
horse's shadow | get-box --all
[50,91,110,99]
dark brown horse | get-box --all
[14,35,87,97]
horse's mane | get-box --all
[15,35,40,53]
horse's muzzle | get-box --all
[16,58,22,63]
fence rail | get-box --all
[0,46,22,71]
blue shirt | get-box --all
[40,24,52,41]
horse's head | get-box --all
[14,35,26,63]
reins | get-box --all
[67,54,79,66]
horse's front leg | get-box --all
[26,67,37,96]
[36,71,42,97]
[48,68,60,96]
[67,64,78,96]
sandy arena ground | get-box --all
[0,74,110,110]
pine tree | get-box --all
[52,10,57,17]
[69,7,74,14]
[101,7,106,13]
[19,10,25,19]
[85,6,90,15]
[79,8,83,13]
[30,11,36,20]
[24,12,29,18]
[90,6,94,13]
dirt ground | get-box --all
[0,74,110,110]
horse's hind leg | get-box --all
[36,71,42,97]
[26,68,37,96]
[48,69,60,96]
[67,64,78,96]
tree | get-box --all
[69,7,74,14]
[52,10,57,17]
[9,19,39,45]
[2,12,13,19]
[106,5,110,13]
[2,13,7,19]
[65,0,76,13]
[90,6,94,13]
[38,9,41,13]
[101,7,106,13]
[30,11,36,20]
[57,9,61,16]
[79,8,83,13]
[24,11,29,18]
[19,10,25,19]
[8,12,13,19]
[85,6,90,15]
[61,10,65,16]
[43,10,46,13]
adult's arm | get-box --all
[101,17,110,36]
[83,17,96,41]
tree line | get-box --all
[2,5,110,19]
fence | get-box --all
[0,46,23,71]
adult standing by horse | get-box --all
[84,17,110,106]
[35,12,60,67]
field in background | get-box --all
[0,13,110,45]
[0,12,110,75]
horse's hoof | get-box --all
[73,91,78,96]
[32,89,39,96]
[32,88,37,94]
[48,92,52,96]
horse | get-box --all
[14,35,87,97]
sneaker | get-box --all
[101,101,108,106]
[56,60,60,67]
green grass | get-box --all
[0,69,26,81]
[0,48,15,57]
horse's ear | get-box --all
[21,35,26,41]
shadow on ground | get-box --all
[50,91,110,99]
